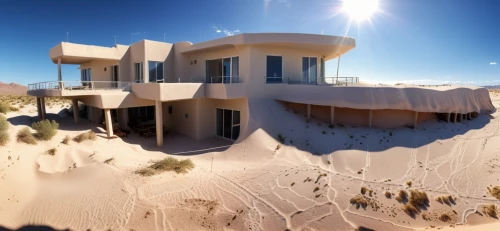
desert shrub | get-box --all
[406,181,412,187]
[361,187,368,195]
[277,134,286,144]
[350,195,368,209]
[488,186,500,200]
[395,190,408,203]
[408,190,429,208]
[0,131,9,146]
[104,157,115,164]
[136,157,195,176]
[483,204,497,218]
[9,106,19,112]
[32,120,59,140]
[73,131,97,143]
[46,148,56,156]
[0,115,9,131]
[0,104,9,114]
[62,135,70,144]
[403,204,418,217]
[439,213,451,222]
[17,127,37,145]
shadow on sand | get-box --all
[0,225,70,231]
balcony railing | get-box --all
[28,81,132,91]
[209,76,242,84]
[320,77,359,86]
[265,77,359,86]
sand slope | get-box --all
[1,95,500,230]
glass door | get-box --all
[111,65,119,88]
[216,108,241,141]
[223,58,231,83]
[266,55,283,83]
[302,57,317,84]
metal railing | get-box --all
[28,81,132,91]
[266,77,288,84]
[209,76,242,84]
[320,77,359,86]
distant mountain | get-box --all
[0,82,28,95]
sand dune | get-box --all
[1,93,500,230]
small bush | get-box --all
[439,213,451,222]
[9,106,19,112]
[136,157,195,176]
[62,135,70,144]
[313,187,320,193]
[46,148,56,156]
[395,190,408,203]
[361,187,368,195]
[0,131,9,146]
[73,131,97,143]
[104,157,115,164]
[17,127,37,145]
[0,115,9,131]
[385,191,392,198]
[408,190,429,208]
[350,195,368,209]
[403,204,418,217]
[32,120,59,141]
[406,181,412,187]
[488,186,500,200]
[483,204,497,218]
[0,104,9,114]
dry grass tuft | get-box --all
[104,157,115,164]
[361,187,368,195]
[0,103,10,114]
[408,190,429,208]
[483,204,498,218]
[136,157,195,176]
[17,127,37,145]
[46,148,56,156]
[0,115,9,146]
[32,120,59,141]
[403,204,419,217]
[395,190,408,203]
[73,131,97,143]
[62,135,70,144]
[406,181,412,187]
[350,195,368,209]
[436,195,455,205]
[488,186,500,200]
[9,106,19,112]
[439,213,451,222]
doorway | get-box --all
[216,108,240,140]
[111,65,119,88]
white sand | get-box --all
[1,93,500,230]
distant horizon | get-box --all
[0,0,498,86]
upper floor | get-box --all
[29,33,358,103]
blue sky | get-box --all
[0,0,499,86]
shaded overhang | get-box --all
[180,33,356,59]
[49,42,129,64]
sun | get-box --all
[342,0,379,22]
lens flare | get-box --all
[342,0,379,22]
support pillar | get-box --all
[462,114,466,122]
[368,110,373,128]
[155,100,163,147]
[57,57,63,89]
[457,113,462,123]
[36,97,42,120]
[307,104,311,121]
[414,111,419,129]
[467,113,471,120]
[72,99,79,123]
[453,113,457,123]
[330,106,335,125]
[40,97,46,120]
[104,109,113,138]
[446,113,451,123]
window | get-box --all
[81,68,91,82]
[206,56,239,83]
[148,61,164,83]
[134,62,144,83]
[216,108,240,141]
[302,57,317,84]
[128,106,155,123]
[266,55,282,83]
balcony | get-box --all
[266,76,359,86]
[27,81,132,97]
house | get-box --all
[27,33,493,147]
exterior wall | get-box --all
[371,109,415,128]
[129,40,146,82]
[144,40,173,82]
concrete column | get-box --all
[36,97,42,119]
[368,110,373,127]
[104,109,113,138]
[457,113,462,123]
[155,100,163,147]
[462,114,466,122]
[453,113,457,123]
[72,99,79,123]
[467,113,471,120]
[446,113,451,123]
[40,97,46,120]
[413,111,419,129]
[330,106,335,125]
[307,104,311,121]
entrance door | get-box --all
[302,57,317,84]
[216,108,240,140]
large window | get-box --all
[134,62,144,83]
[148,61,164,83]
[302,57,317,84]
[128,106,155,123]
[216,108,240,140]
[266,55,282,83]
[206,57,239,83]
[81,68,91,82]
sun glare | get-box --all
[342,0,379,22]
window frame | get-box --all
[265,54,283,84]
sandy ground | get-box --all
[1,94,500,231]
